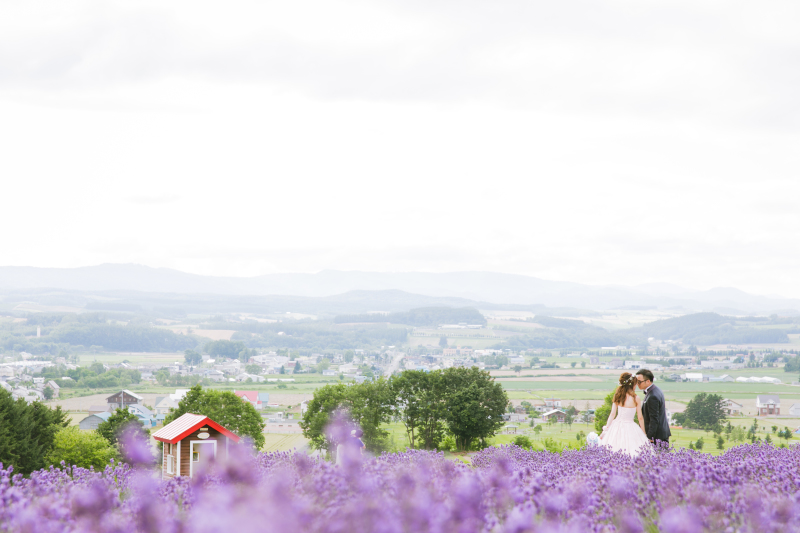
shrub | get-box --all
[512,435,533,449]
[45,427,117,470]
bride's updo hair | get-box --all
[613,372,637,406]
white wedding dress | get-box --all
[600,406,650,456]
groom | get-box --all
[634,369,671,447]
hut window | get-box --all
[192,451,199,462]
[166,443,175,474]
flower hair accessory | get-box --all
[619,375,635,386]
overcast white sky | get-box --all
[1,0,799,296]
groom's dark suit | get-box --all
[642,384,671,444]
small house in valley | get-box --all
[79,411,112,431]
[152,413,240,479]
[756,395,780,416]
[46,380,60,398]
[107,390,143,410]
[722,399,743,416]
[541,409,567,423]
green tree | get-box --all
[513,365,522,375]
[716,435,724,450]
[245,364,261,374]
[46,426,117,470]
[279,366,285,375]
[439,336,448,348]
[300,380,393,453]
[165,385,265,449]
[346,378,395,451]
[344,350,355,363]
[97,408,149,448]
[581,361,586,368]
[0,388,69,476]
[594,393,614,433]
[564,412,574,429]
[571,362,577,368]
[695,437,704,450]
[440,367,508,451]
[390,370,446,449]
[533,425,542,437]
[184,349,202,366]
[43,387,53,400]
[684,393,726,429]
[316,358,331,373]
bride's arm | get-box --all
[604,403,617,430]
[635,397,646,434]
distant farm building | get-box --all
[756,395,780,416]
[107,390,143,410]
[541,409,567,423]
[722,399,743,416]
[79,411,112,431]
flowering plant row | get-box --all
[1,442,798,532]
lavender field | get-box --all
[2,443,798,533]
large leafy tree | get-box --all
[440,367,508,451]
[390,370,446,449]
[346,379,394,451]
[684,393,726,429]
[0,388,69,475]
[46,426,117,470]
[300,379,393,453]
[300,383,350,453]
[164,385,265,449]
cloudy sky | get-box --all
[1,0,799,296]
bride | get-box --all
[599,372,650,456]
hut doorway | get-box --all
[190,440,217,476]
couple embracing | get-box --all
[599,369,671,456]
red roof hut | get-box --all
[152,413,240,479]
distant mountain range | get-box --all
[0,264,798,315]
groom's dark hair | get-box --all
[635,369,654,382]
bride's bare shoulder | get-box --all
[626,393,639,408]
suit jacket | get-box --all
[642,384,671,443]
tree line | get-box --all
[333,307,487,327]
[38,363,142,390]
[198,319,409,350]
[300,367,509,453]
